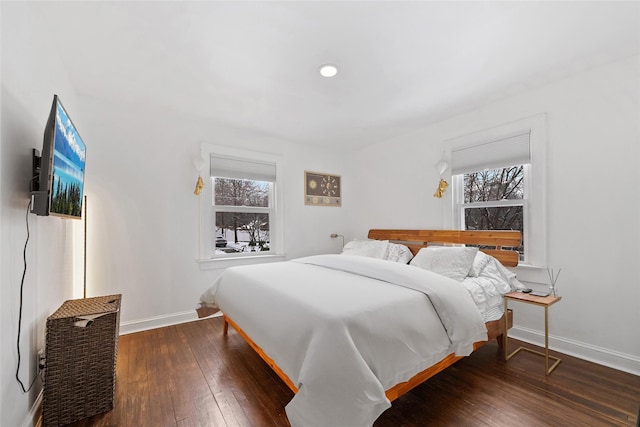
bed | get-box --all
[197,229,522,427]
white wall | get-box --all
[1,3,86,427]
[352,55,640,374]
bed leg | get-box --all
[497,333,505,349]
[223,317,229,336]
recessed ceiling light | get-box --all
[319,64,338,78]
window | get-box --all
[198,145,283,262]
[213,176,273,254]
[447,114,547,267]
[456,165,527,258]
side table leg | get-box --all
[543,305,562,375]
[544,306,549,374]
[503,297,509,361]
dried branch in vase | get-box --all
[546,267,562,297]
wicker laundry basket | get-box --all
[42,294,121,427]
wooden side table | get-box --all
[503,291,562,375]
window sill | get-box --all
[197,253,286,270]
[513,263,546,271]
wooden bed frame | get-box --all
[222,229,521,402]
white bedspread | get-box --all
[199,255,487,427]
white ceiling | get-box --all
[35,1,639,150]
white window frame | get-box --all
[444,114,547,268]
[197,144,285,268]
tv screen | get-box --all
[31,95,86,219]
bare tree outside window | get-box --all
[464,166,524,203]
[215,178,269,207]
[463,166,525,257]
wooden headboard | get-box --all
[368,229,522,267]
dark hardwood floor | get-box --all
[64,316,639,427]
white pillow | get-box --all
[341,239,389,259]
[410,247,479,281]
[469,250,492,277]
[385,243,414,264]
[469,250,526,291]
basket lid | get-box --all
[48,294,121,320]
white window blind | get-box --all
[210,155,277,182]
[451,130,531,175]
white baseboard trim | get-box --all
[119,310,221,335]
[22,389,43,427]
[509,325,640,376]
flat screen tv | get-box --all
[31,95,86,219]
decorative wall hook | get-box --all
[194,175,205,195]
[433,151,449,198]
[433,178,449,198]
[193,156,205,196]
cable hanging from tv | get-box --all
[15,199,39,393]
